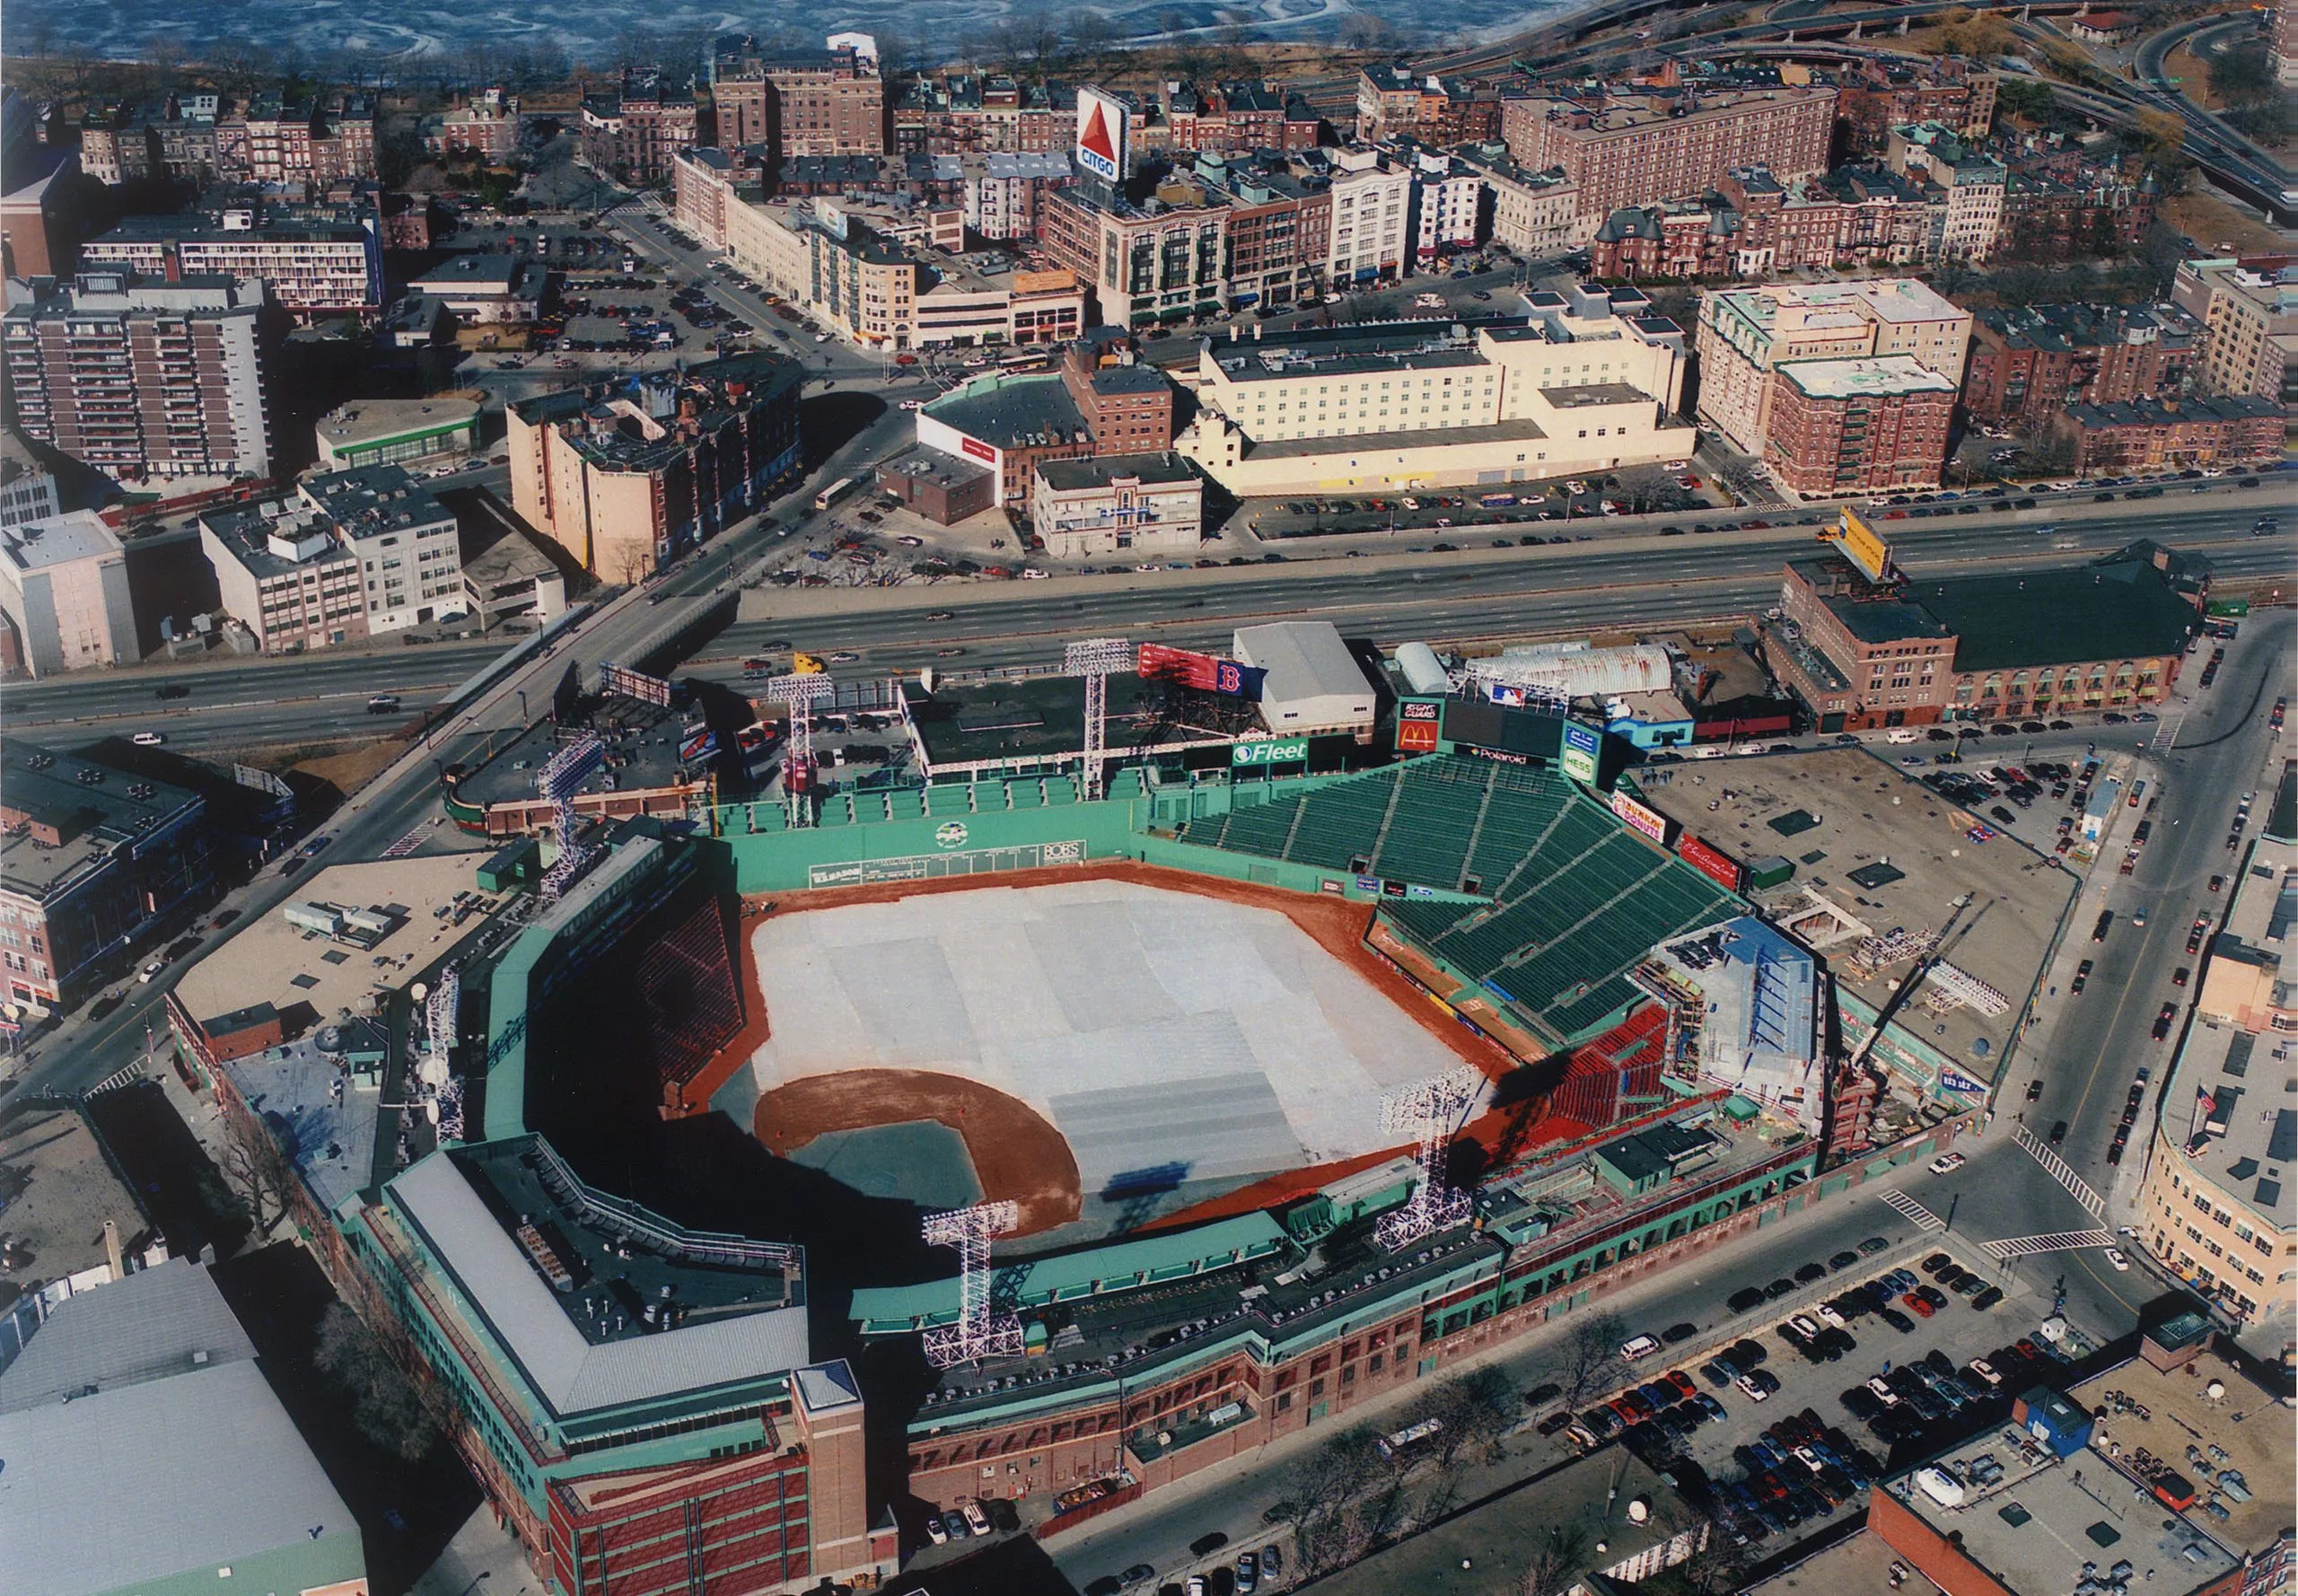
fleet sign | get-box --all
[1232,738,1310,767]
[1560,722,1601,784]
[1074,88,1130,183]
[1610,789,1673,846]
[1677,834,1744,892]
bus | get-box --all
[815,476,860,513]
[1376,1417,1443,1461]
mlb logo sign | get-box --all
[1074,88,1128,182]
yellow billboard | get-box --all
[1826,507,1892,582]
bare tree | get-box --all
[1517,1522,1592,1596]
[218,1109,297,1235]
[313,1303,440,1460]
[1560,1310,1627,1407]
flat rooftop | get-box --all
[172,855,504,1034]
[316,395,480,450]
[388,1136,808,1416]
[2066,1348,2293,1557]
[902,672,1229,775]
[0,742,202,903]
[1779,354,1959,399]
[1036,452,1197,491]
[1915,551,2205,673]
[1880,1429,2239,1596]
[1241,416,1549,460]
[1,509,121,570]
[878,444,994,492]
[1636,747,2078,1084]
[222,1030,388,1214]
[456,689,704,810]
[921,371,1088,451]
[1312,1449,1705,1596]
[0,1102,155,1287]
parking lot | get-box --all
[1541,1226,2077,1554]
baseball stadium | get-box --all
[194,634,1977,1596]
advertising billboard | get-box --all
[960,435,997,464]
[1560,722,1601,784]
[1074,87,1130,183]
[1232,737,1310,767]
[600,662,674,707]
[1609,789,1673,846]
[1139,643,1261,698]
[1823,506,1892,583]
[1677,834,1744,892]
[1396,698,1442,753]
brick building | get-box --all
[1763,355,1959,496]
[711,41,886,159]
[1836,53,1996,154]
[1961,302,2202,429]
[2171,256,2298,405]
[1767,539,2201,732]
[2050,393,2285,474]
[1500,83,1837,219]
[425,89,522,162]
[1039,179,1230,328]
[912,330,1175,504]
[580,68,699,183]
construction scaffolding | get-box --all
[1375,1068,1482,1251]
[921,1200,1025,1368]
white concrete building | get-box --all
[1030,453,1201,560]
[0,511,137,676]
[1234,620,1377,737]
[1323,146,1414,285]
[1408,147,1484,262]
[296,463,468,636]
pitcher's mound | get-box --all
[754,1069,1082,1236]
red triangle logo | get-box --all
[1080,102,1117,165]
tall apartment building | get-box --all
[1763,356,1959,496]
[1962,302,2201,429]
[219,94,376,185]
[671,145,768,250]
[0,511,138,676]
[2170,256,2298,405]
[962,151,1075,241]
[79,198,385,320]
[509,355,805,582]
[580,69,699,184]
[0,742,209,1012]
[4,270,276,484]
[892,74,1081,157]
[1400,144,1486,262]
[1696,277,1971,461]
[711,40,886,159]
[1356,67,1500,145]
[1501,84,1837,219]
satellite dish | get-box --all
[409,981,428,1003]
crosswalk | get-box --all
[1982,1229,2115,1262]
[2013,1126,2106,1217]
[380,826,428,859]
[1876,1188,1946,1232]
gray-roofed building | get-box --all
[0,1258,368,1596]
[408,251,548,325]
[350,1129,896,1593]
[1233,619,1377,737]
[0,741,210,1011]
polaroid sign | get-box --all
[1074,87,1130,183]
[1560,722,1601,784]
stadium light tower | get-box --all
[536,734,606,900]
[920,1199,1025,1369]
[1376,1068,1484,1251]
[766,672,835,827]
[1063,637,1133,801]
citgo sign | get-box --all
[1232,739,1310,767]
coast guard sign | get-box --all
[1075,88,1129,183]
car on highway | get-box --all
[827,651,860,662]
[2152,1003,2178,1040]
[131,731,166,746]
[2103,1248,2129,1272]
[1927,1152,1966,1175]
[1188,1531,1229,1557]
[137,959,167,983]
[2071,960,2092,994]
[155,682,191,699]
[301,834,332,857]
[2048,1119,2069,1144]
[2173,966,2190,987]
